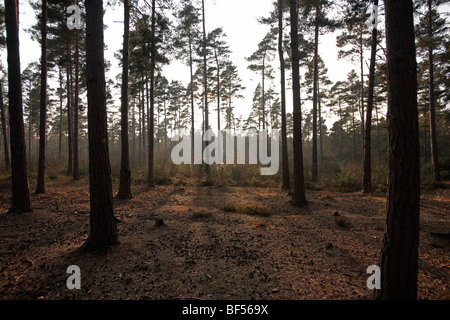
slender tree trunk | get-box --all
[290,0,306,207]
[376,105,381,160]
[423,108,428,160]
[278,0,290,190]
[132,102,136,164]
[215,47,221,132]
[318,79,323,162]
[352,102,356,163]
[5,0,31,213]
[138,85,142,162]
[360,31,365,156]
[376,0,420,300]
[262,56,266,130]
[311,5,319,182]
[147,0,156,188]
[428,0,440,182]
[28,81,32,162]
[363,0,378,194]
[141,77,146,162]
[73,24,80,180]
[338,98,342,161]
[0,83,10,170]
[72,31,80,180]
[59,66,63,161]
[66,42,73,176]
[164,92,167,150]
[202,0,210,178]
[35,0,47,194]
[117,0,132,198]
[189,37,195,165]
[80,0,118,253]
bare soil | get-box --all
[0,176,449,300]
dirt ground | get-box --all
[0,176,449,300]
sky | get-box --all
[6,0,370,131]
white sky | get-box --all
[6,0,375,131]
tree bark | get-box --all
[290,0,306,207]
[363,0,378,194]
[36,0,47,194]
[278,0,290,190]
[80,0,118,252]
[5,0,31,213]
[376,0,420,300]
[117,0,132,198]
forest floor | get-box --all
[0,176,449,300]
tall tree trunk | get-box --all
[189,37,195,165]
[117,0,132,199]
[376,0,420,300]
[35,0,47,194]
[80,0,118,252]
[5,0,31,213]
[262,56,266,130]
[423,108,428,160]
[0,83,10,170]
[147,0,156,188]
[132,102,136,164]
[66,41,73,176]
[428,0,440,182]
[141,77,146,162]
[58,66,63,161]
[201,0,210,178]
[278,0,290,190]
[318,79,322,162]
[338,98,342,161]
[376,105,381,160]
[290,0,306,207]
[311,5,319,182]
[28,81,32,162]
[363,0,378,194]
[215,47,220,132]
[360,31,365,156]
[138,85,142,162]
[73,23,80,181]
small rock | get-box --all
[154,219,166,227]
[333,211,340,216]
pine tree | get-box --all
[174,0,201,164]
[5,0,31,213]
[246,32,276,131]
[376,0,420,300]
[363,0,380,193]
[35,0,47,194]
[117,0,132,199]
[290,0,306,207]
[415,0,448,182]
[80,0,118,253]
